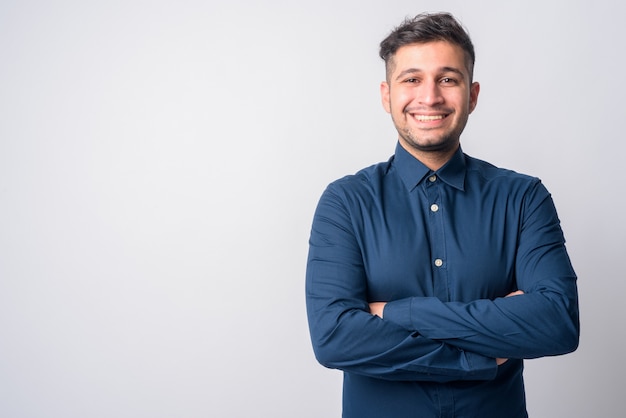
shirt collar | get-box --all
[394,142,466,191]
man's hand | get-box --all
[506,290,524,297]
[369,302,387,318]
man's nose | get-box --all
[418,81,444,106]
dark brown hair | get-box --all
[379,12,475,81]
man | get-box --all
[305,12,579,418]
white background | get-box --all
[1,0,623,416]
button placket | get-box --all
[425,172,448,299]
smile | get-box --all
[413,114,446,121]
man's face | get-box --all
[380,41,480,160]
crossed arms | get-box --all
[306,182,579,382]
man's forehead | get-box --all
[388,42,472,78]
[393,41,466,61]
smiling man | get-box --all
[305,12,579,418]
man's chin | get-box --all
[400,135,459,153]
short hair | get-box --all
[379,12,476,81]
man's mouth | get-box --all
[413,114,446,122]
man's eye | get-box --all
[441,77,457,84]
[405,78,419,83]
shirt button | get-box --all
[434,259,443,267]
[430,204,439,212]
[428,175,437,182]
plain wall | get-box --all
[1,0,623,416]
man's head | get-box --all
[379,13,480,169]
[380,12,476,83]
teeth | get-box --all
[415,115,444,121]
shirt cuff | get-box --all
[383,298,414,330]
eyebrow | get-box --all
[394,66,466,81]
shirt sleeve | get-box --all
[382,180,580,360]
[306,184,498,382]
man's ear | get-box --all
[380,81,391,114]
[469,81,480,113]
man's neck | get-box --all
[399,140,459,171]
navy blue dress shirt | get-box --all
[306,143,579,418]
